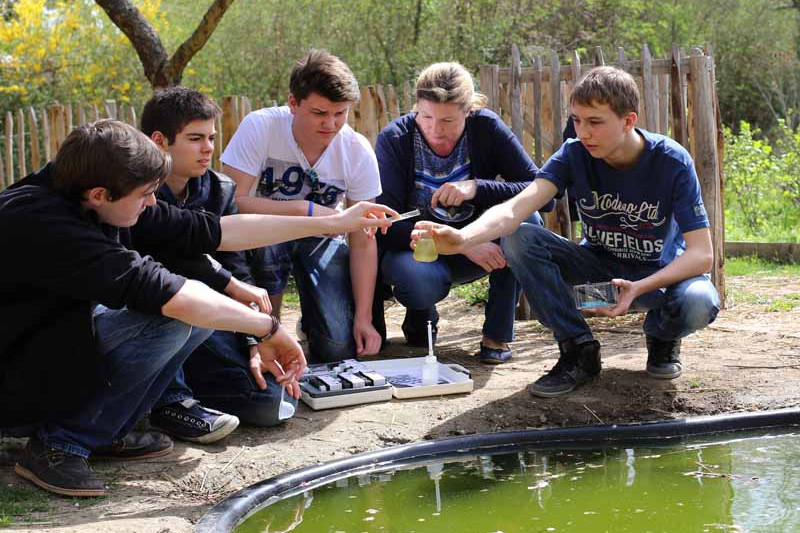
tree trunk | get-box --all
[95,0,235,89]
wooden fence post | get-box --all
[221,96,239,153]
[510,44,523,141]
[670,44,688,148]
[386,84,401,120]
[532,57,544,166]
[642,44,658,133]
[688,49,725,299]
[403,80,413,114]
[375,84,389,132]
[5,112,14,185]
[28,107,40,171]
[16,109,26,179]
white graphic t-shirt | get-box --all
[220,107,381,209]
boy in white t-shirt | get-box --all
[221,50,383,362]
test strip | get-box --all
[390,209,421,224]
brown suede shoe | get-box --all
[15,437,106,497]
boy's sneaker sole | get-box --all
[14,464,106,498]
[150,400,240,444]
[187,416,238,444]
[529,374,599,398]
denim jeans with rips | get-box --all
[38,305,212,458]
[380,213,544,344]
[250,236,356,363]
[502,222,721,346]
[181,330,297,427]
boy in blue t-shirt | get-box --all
[414,66,720,398]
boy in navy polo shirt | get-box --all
[414,66,720,398]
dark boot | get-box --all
[646,335,682,379]
[402,307,439,347]
[92,431,173,460]
[529,339,602,398]
[15,436,106,497]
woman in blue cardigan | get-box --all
[375,62,548,363]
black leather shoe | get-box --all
[646,336,683,379]
[15,436,106,497]
[92,431,173,460]
[529,339,602,398]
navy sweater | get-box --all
[376,108,550,251]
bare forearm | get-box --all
[634,248,713,295]
[235,195,309,216]
[461,180,556,248]
[162,279,273,336]
[218,214,336,251]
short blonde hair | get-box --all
[414,62,487,111]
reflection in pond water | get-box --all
[235,433,800,533]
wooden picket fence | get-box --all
[0,43,724,305]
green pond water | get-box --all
[234,433,800,533]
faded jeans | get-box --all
[251,236,356,363]
[502,222,720,345]
[39,306,211,458]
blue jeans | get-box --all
[38,306,212,458]
[182,331,297,427]
[381,213,544,343]
[502,222,721,345]
[251,237,355,363]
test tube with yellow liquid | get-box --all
[413,235,438,262]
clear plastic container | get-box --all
[573,282,619,309]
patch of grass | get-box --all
[767,293,800,312]
[0,486,49,527]
[453,278,489,306]
[281,276,300,306]
[725,256,800,277]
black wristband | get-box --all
[253,315,280,343]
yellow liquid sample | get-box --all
[413,236,438,262]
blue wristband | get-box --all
[307,201,314,216]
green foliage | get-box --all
[724,256,800,277]
[724,121,800,242]
[453,277,489,306]
[0,485,48,527]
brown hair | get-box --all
[414,62,487,111]
[53,120,171,201]
[570,66,640,117]
[289,49,360,103]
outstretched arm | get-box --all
[414,179,559,254]
[217,201,398,251]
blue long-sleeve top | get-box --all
[376,108,552,251]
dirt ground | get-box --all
[2,273,799,532]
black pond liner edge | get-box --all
[195,407,800,532]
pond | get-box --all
[234,432,800,533]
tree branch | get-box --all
[165,0,235,84]
[94,0,168,85]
